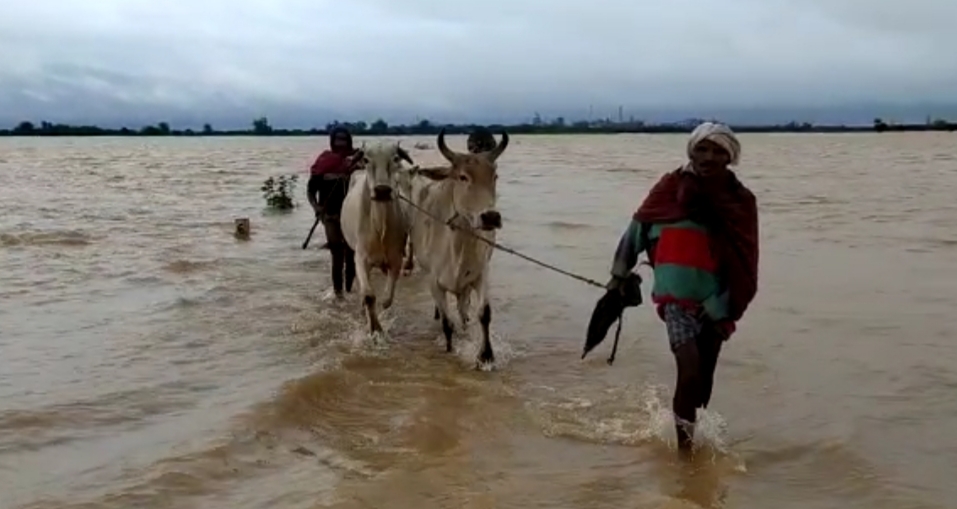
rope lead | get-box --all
[396,193,606,290]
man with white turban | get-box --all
[605,122,759,452]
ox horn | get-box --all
[396,146,414,165]
[487,131,509,162]
[436,128,458,163]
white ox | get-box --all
[341,142,415,335]
[395,137,503,276]
[406,129,509,366]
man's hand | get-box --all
[605,276,625,294]
[313,206,324,219]
[714,321,734,342]
[346,151,365,169]
[604,273,643,308]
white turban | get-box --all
[686,121,741,167]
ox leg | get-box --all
[344,245,356,293]
[364,294,382,335]
[381,264,400,310]
[476,277,494,367]
[403,239,415,276]
[355,254,381,334]
[430,280,454,352]
[456,290,471,329]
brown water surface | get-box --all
[1,133,955,508]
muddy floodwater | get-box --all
[1,133,956,509]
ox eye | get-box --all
[458,175,468,182]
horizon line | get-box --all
[2,115,955,137]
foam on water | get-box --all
[318,288,339,303]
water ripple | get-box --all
[0,134,955,509]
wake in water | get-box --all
[336,296,520,372]
[519,381,748,507]
[312,282,521,373]
[528,382,745,468]
[0,229,95,247]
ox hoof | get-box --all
[478,350,495,366]
[441,316,454,352]
[382,297,393,310]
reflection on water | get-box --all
[1,133,955,509]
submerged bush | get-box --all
[261,174,298,211]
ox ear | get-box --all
[413,165,452,181]
[395,146,415,166]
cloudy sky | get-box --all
[1,0,955,128]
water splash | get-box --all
[318,288,339,303]
[346,307,398,353]
[430,313,519,371]
[529,382,741,466]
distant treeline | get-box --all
[0,116,954,137]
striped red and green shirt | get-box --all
[611,219,729,322]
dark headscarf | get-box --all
[467,127,497,154]
[329,126,354,155]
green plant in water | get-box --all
[261,174,298,211]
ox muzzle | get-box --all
[478,210,502,230]
[372,184,394,202]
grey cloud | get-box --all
[0,0,954,127]
[793,0,957,39]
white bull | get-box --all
[407,129,509,366]
[396,137,504,276]
[341,142,415,335]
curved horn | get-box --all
[487,131,509,161]
[436,128,457,163]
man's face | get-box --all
[331,132,350,151]
[690,139,731,176]
[467,135,494,154]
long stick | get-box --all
[302,217,320,249]
[607,312,624,365]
